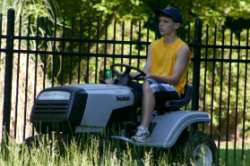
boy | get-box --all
[132,7,191,142]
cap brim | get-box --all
[154,8,175,20]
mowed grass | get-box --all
[0,134,249,166]
[218,149,250,166]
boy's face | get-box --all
[158,16,180,36]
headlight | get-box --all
[37,91,71,100]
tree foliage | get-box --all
[2,0,250,24]
[50,0,250,23]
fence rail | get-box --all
[0,9,249,165]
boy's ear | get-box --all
[175,22,180,29]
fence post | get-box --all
[2,9,15,142]
[192,18,202,110]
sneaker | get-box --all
[131,126,150,143]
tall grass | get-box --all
[0,134,183,166]
[0,133,250,166]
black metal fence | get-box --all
[0,9,249,165]
[199,24,250,165]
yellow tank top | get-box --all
[149,37,191,95]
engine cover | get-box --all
[31,84,135,133]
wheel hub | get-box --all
[192,144,213,166]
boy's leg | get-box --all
[132,79,179,142]
[131,81,153,142]
[141,81,155,129]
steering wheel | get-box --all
[110,64,145,85]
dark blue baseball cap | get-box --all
[155,7,182,23]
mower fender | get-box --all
[143,111,210,148]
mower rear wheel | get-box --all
[183,131,218,166]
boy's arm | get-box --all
[130,44,152,78]
[143,44,152,75]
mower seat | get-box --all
[164,84,193,111]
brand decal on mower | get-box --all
[116,95,130,101]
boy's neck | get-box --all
[163,33,177,44]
